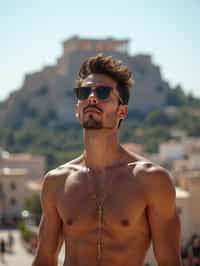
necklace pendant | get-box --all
[97,240,102,261]
[98,205,103,225]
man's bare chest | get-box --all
[56,168,148,238]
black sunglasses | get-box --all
[74,86,123,103]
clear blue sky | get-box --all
[0,0,199,100]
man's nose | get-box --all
[87,92,98,104]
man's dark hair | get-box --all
[77,54,134,105]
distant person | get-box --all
[181,244,189,266]
[189,236,200,266]
[32,54,182,266]
[0,238,6,264]
[7,231,14,253]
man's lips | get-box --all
[84,106,102,114]
[84,109,101,114]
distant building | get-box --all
[176,169,200,235]
[158,137,200,163]
[63,36,130,56]
[0,148,45,223]
[0,168,28,222]
[172,148,200,238]
[26,178,43,193]
[159,140,185,161]
[188,152,200,170]
[0,149,45,180]
[169,129,187,139]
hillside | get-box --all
[0,36,172,129]
[1,99,200,170]
[0,36,200,170]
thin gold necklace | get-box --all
[85,167,115,265]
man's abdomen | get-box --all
[63,231,150,266]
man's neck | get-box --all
[83,129,123,170]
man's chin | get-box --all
[82,120,102,129]
[83,124,102,130]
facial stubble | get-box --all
[82,113,102,129]
[82,111,118,130]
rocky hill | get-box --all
[0,36,175,128]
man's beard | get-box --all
[82,113,118,130]
[82,114,103,129]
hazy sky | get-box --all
[0,0,199,100]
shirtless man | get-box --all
[32,54,182,266]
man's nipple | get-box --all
[66,218,74,226]
[121,219,130,227]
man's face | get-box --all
[75,73,128,130]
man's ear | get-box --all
[118,104,128,119]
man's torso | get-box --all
[50,157,156,266]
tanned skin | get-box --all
[32,73,182,266]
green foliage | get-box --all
[0,89,200,170]
[186,93,200,108]
[144,109,177,126]
[17,222,34,242]
[165,85,187,106]
[24,193,41,217]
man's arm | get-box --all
[32,172,63,266]
[147,167,182,266]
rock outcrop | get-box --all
[0,36,171,128]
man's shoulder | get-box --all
[134,162,177,218]
[43,155,84,187]
[132,159,168,178]
[123,149,164,178]
[131,159,175,198]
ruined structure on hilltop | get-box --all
[0,36,171,127]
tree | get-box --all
[166,85,186,106]
[24,193,41,223]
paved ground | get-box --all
[0,229,33,265]
[0,229,65,266]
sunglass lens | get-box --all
[96,86,112,99]
[75,87,91,100]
